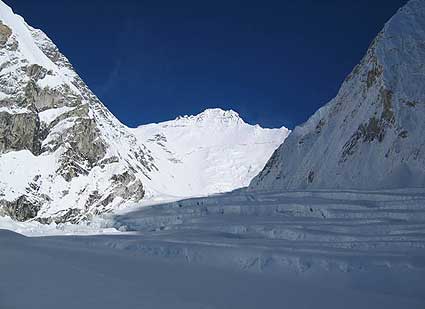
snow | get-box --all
[0,1,56,71]
[0,150,55,201]
[0,0,78,93]
[133,108,289,197]
[1,0,424,306]
[0,106,30,114]
[1,188,425,308]
[250,0,425,191]
[38,106,75,125]
[111,189,425,274]
[0,0,288,221]
[0,215,119,236]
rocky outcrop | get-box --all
[0,195,43,222]
[0,21,11,46]
[0,111,40,154]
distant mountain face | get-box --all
[133,108,289,198]
[0,1,288,223]
[250,0,425,191]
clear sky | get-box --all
[9,0,406,129]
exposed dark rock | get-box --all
[405,100,417,107]
[26,64,47,81]
[37,208,83,225]
[399,130,408,138]
[366,63,383,89]
[315,119,326,134]
[0,196,41,222]
[0,111,41,155]
[340,88,395,162]
[308,171,315,183]
[381,89,394,123]
[0,22,12,46]
[23,81,79,112]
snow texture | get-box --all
[2,189,425,308]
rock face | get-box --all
[0,111,40,154]
[250,0,425,191]
[0,0,155,223]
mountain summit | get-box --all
[133,108,289,197]
[174,108,243,125]
[250,0,425,191]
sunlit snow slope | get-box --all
[133,108,289,197]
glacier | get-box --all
[1,188,425,308]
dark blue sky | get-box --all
[9,0,406,128]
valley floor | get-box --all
[2,189,425,308]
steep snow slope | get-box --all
[0,0,155,223]
[250,0,425,191]
[132,108,289,197]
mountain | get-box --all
[0,0,158,223]
[0,1,288,223]
[250,0,425,191]
[132,108,289,197]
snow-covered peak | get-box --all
[173,108,244,126]
[0,0,54,69]
[0,0,78,96]
[133,110,289,197]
